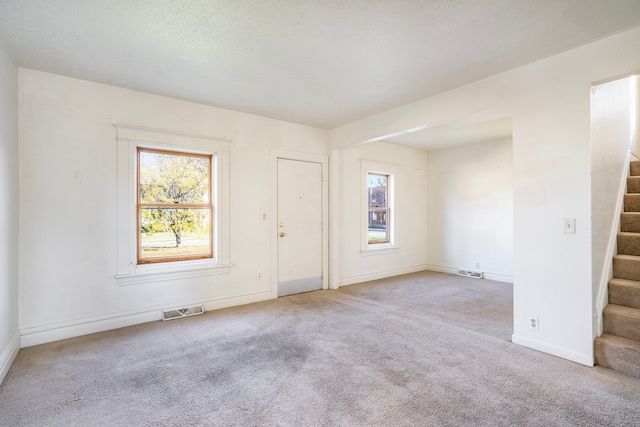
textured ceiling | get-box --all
[1,1,640,130]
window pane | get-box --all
[368,208,389,243]
[139,151,210,204]
[368,174,387,207]
[140,208,211,260]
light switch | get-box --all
[563,218,576,234]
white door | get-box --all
[277,159,323,296]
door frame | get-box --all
[270,149,329,298]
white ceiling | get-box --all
[1,0,640,131]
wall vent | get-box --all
[162,304,205,321]
[457,269,483,279]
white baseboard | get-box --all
[511,333,594,367]
[482,272,514,284]
[425,264,514,284]
[339,264,428,287]
[20,290,272,347]
[425,264,458,275]
[0,332,20,386]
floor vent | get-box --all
[457,269,483,279]
[162,304,205,321]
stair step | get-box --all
[603,304,640,342]
[631,161,640,177]
[621,212,640,233]
[629,176,640,193]
[594,333,640,378]
[609,278,640,310]
[613,254,640,281]
[617,232,640,256]
[624,194,640,212]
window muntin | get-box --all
[137,148,213,264]
[368,173,390,244]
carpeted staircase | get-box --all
[595,160,640,378]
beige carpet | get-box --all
[1,271,639,426]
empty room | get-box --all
[2,1,640,425]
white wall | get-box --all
[18,69,328,346]
[337,141,428,285]
[0,41,19,384]
[426,138,513,282]
[329,25,640,366]
[591,76,637,335]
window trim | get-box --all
[360,160,398,256]
[114,124,231,286]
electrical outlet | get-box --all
[261,213,268,222]
[529,317,539,330]
[475,262,480,269]
[256,271,262,280]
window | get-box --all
[368,173,390,244]
[115,124,231,286]
[137,148,213,264]
[360,160,397,255]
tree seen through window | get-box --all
[137,148,213,263]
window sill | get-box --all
[115,261,232,286]
[360,245,399,256]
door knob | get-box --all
[279,232,286,237]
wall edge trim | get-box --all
[339,264,428,286]
[0,332,21,386]
[425,264,514,283]
[20,290,272,347]
[512,333,594,367]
